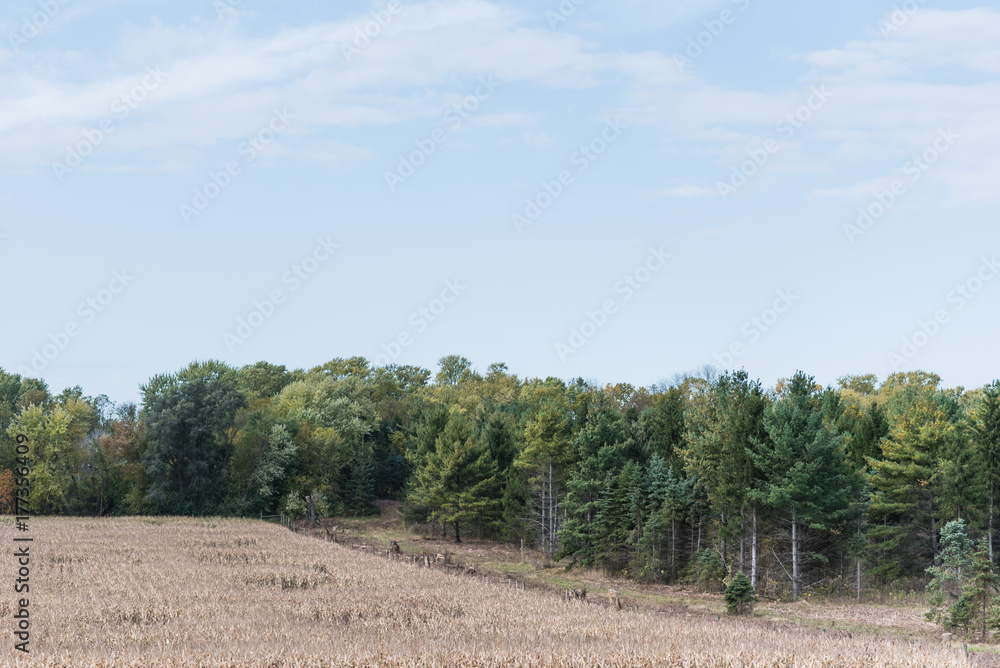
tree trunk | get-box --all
[990,480,995,563]
[929,492,938,561]
[670,518,677,582]
[855,555,861,603]
[540,471,547,558]
[720,511,727,575]
[548,462,555,561]
[751,505,758,588]
[791,510,799,602]
[455,520,461,543]
[739,513,745,576]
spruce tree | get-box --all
[724,572,757,615]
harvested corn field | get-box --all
[0,517,973,667]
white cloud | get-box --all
[0,0,682,173]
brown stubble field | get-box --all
[0,517,975,667]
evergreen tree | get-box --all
[975,381,1000,562]
[683,370,768,581]
[753,372,858,601]
[516,406,571,560]
[926,519,975,629]
[848,401,889,469]
[408,417,500,542]
[345,446,378,515]
[869,396,958,577]
[724,572,757,615]
[558,398,627,567]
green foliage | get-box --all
[926,519,974,626]
[926,521,1000,640]
[685,548,725,592]
[7,357,1000,609]
[227,414,296,515]
[280,491,306,520]
[407,415,500,542]
[848,401,889,469]
[724,572,758,615]
[142,373,245,514]
[753,372,860,601]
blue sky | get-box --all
[1,0,998,403]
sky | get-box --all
[0,0,998,404]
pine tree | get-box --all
[682,370,768,580]
[975,381,1000,562]
[594,463,638,574]
[408,417,500,542]
[558,399,627,567]
[752,372,858,601]
[847,401,889,469]
[869,396,958,577]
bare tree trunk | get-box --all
[855,555,861,603]
[670,518,677,582]
[739,513,745,576]
[540,473,547,559]
[548,462,555,561]
[990,480,995,563]
[791,510,799,602]
[929,492,938,560]
[720,511,727,575]
[751,505,758,588]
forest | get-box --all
[2,356,998,608]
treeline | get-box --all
[1,357,998,602]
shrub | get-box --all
[724,572,758,615]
